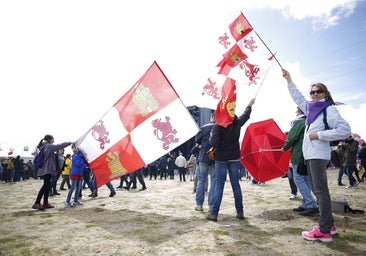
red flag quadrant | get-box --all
[215,77,236,128]
[240,119,291,183]
[229,13,253,42]
[217,44,248,76]
[78,61,199,188]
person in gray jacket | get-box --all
[32,135,72,210]
[282,69,351,243]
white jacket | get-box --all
[288,83,351,160]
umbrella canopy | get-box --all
[241,118,291,183]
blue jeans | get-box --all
[211,160,243,216]
[287,167,298,195]
[337,167,345,184]
[106,181,115,192]
[196,162,215,207]
[344,166,356,186]
[67,179,82,203]
[292,164,318,209]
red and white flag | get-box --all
[77,62,199,187]
[217,13,275,85]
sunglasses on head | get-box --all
[310,89,324,95]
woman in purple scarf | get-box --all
[282,69,351,243]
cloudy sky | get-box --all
[1,0,365,154]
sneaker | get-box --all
[206,214,217,222]
[345,185,354,189]
[289,194,298,200]
[73,201,83,206]
[32,203,45,210]
[338,183,345,186]
[353,182,360,187]
[109,191,116,197]
[293,206,305,212]
[236,213,245,219]
[195,205,203,211]
[139,187,147,191]
[299,208,320,216]
[302,228,332,242]
[313,225,337,235]
[42,203,55,209]
[65,202,73,208]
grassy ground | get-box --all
[0,168,365,256]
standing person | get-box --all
[158,155,168,180]
[207,98,256,221]
[282,69,351,242]
[187,154,197,182]
[59,154,71,190]
[50,149,65,196]
[167,152,176,180]
[335,144,346,186]
[7,158,14,183]
[342,136,360,188]
[13,155,23,182]
[175,152,187,182]
[358,142,366,181]
[65,144,86,207]
[283,107,319,216]
[195,112,216,212]
[32,135,72,210]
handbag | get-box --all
[297,154,307,176]
[207,147,216,161]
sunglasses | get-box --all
[310,89,324,95]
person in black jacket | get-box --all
[207,98,255,221]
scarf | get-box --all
[306,100,331,126]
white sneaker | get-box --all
[195,205,203,211]
[289,194,298,200]
[345,185,354,189]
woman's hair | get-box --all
[37,134,54,148]
[310,83,335,105]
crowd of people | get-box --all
[2,68,366,244]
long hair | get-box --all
[310,83,335,105]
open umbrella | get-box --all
[240,118,291,183]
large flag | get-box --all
[215,77,236,127]
[77,61,199,187]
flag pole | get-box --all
[241,12,283,69]
[254,65,273,97]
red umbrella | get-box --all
[241,118,291,183]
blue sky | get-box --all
[0,0,365,154]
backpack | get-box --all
[330,149,341,167]
[33,148,46,169]
[323,107,344,147]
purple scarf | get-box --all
[306,101,331,126]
